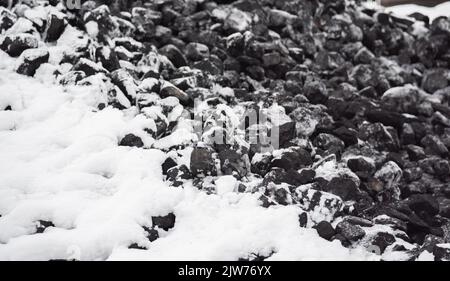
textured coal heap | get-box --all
[2,0,450,260]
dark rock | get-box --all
[277,121,296,148]
[262,52,281,67]
[58,71,86,86]
[111,69,138,100]
[226,32,245,57]
[95,46,121,72]
[246,65,265,81]
[152,213,176,231]
[160,44,187,68]
[73,58,106,77]
[315,221,336,241]
[333,126,358,146]
[347,157,375,180]
[1,34,38,57]
[160,82,191,106]
[192,59,221,75]
[325,177,360,201]
[45,12,66,42]
[271,148,312,170]
[16,49,49,76]
[162,157,177,176]
[368,161,402,201]
[422,69,448,94]
[190,147,216,176]
[354,47,375,65]
[251,153,272,176]
[119,134,144,148]
[371,232,396,253]
[303,77,327,104]
[433,244,450,261]
[407,194,440,218]
[185,42,209,61]
[408,12,429,26]
[218,148,249,178]
[406,145,426,161]
[313,133,345,157]
[358,122,400,152]
[336,221,366,242]
[0,8,16,32]
[343,216,374,227]
[421,135,449,157]
[35,220,55,234]
[167,165,192,187]
[299,212,308,228]
[143,226,159,242]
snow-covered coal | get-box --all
[1,0,450,261]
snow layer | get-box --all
[385,2,450,21]
[0,49,378,260]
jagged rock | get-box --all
[271,148,312,170]
[160,82,190,106]
[160,44,187,68]
[421,135,449,157]
[16,48,49,76]
[73,58,107,77]
[0,33,38,57]
[152,213,176,231]
[347,157,375,180]
[370,232,396,254]
[190,147,216,176]
[35,220,55,234]
[325,177,361,201]
[368,161,402,201]
[185,42,209,61]
[336,221,366,242]
[45,11,66,42]
[95,46,121,72]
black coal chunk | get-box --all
[152,213,176,231]
[314,221,336,241]
[119,134,144,148]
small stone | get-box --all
[160,82,191,106]
[347,157,375,180]
[325,177,360,201]
[371,232,396,254]
[262,52,281,67]
[162,157,177,175]
[45,11,66,42]
[421,135,449,157]
[35,220,55,234]
[407,194,440,218]
[315,221,336,241]
[16,48,49,77]
[1,33,38,57]
[422,69,448,94]
[271,148,312,170]
[95,46,121,72]
[159,44,187,68]
[185,42,209,61]
[152,213,176,231]
[119,134,144,148]
[336,221,366,242]
[73,58,106,77]
[299,212,308,228]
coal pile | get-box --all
[2,0,450,260]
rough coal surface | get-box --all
[0,0,450,261]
